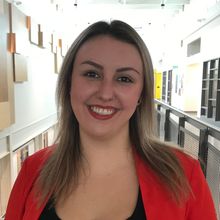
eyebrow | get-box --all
[81,60,103,70]
[116,67,140,75]
[81,60,140,75]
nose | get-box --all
[97,79,115,102]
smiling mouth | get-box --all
[88,105,117,120]
[90,106,116,115]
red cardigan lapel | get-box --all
[134,152,186,220]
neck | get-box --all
[79,128,133,175]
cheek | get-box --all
[120,89,141,109]
[70,81,82,112]
[70,80,96,107]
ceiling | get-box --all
[76,0,190,9]
[12,0,191,23]
[9,0,220,66]
[11,0,220,34]
[78,0,190,10]
[68,0,191,19]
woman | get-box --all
[5,20,216,220]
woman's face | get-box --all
[70,35,143,140]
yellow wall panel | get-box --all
[154,71,162,100]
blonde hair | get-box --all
[36,20,190,205]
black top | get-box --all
[39,188,146,220]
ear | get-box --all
[137,97,142,106]
[137,99,142,106]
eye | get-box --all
[83,71,100,79]
[117,76,133,83]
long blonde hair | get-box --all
[36,20,190,205]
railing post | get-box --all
[199,128,209,176]
[178,117,185,148]
[164,109,171,141]
[156,104,161,137]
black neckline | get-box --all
[39,188,146,220]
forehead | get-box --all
[74,35,143,69]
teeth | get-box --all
[90,106,114,115]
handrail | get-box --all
[154,99,220,140]
[155,99,220,219]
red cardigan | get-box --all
[5,147,217,220]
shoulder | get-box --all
[23,146,54,176]
[134,146,199,177]
[26,146,54,163]
[5,147,55,219]
[173,149,201,178]
[134,146,203,188]
[174,150,217,219]
[12,147,54,199]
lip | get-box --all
[88,105,118,120]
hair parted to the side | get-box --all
[35,20,191,206]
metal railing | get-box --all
[155,99,220,220]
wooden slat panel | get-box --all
[0,0,14,129]
[0,0,4,15]
[0,154,11,216]
[0,37,9,102]
[14,53,27,82]
[0,1,9,102]
[0,102,11,130]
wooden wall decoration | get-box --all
[51,32,58,53]
[16,145,28,173]
[38,24,51,48]
[61,38,69,57]
[26,16,39,46]
[10,4,28,54]
[52,33,71,74]
[54,42,64,73]
[9,3,28,82]
[51,32,64,73]
[0,0,4,14]
[54,52,61,73]
[42,131,48,148]
[27,17,52,49]
[0,154,11,217]
[16,140,35,173]
[0,0,15,130]
[14,53,28,82]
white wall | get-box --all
[183,63,202,112]
[161,6,220,112]
[0,35,58,154]
[180,15,220,114]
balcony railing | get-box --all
[155,99,220,220]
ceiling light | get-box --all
[12,0,22,5]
